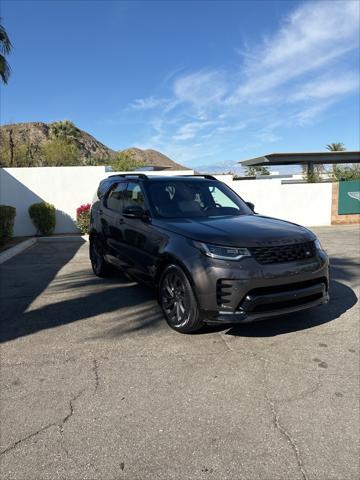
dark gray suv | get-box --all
[90,174,329,333]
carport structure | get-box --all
[240,151,360,175]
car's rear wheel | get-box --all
[90,234,112,277]
[159,264,204,333]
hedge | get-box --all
[0,205,16,245]
[28,202,56,235]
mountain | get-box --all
[195,160,242,175]
[0,122,115,164]
[0,121,188,170]
[120,147,190,170]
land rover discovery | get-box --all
[90,174,329,333]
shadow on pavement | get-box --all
[1,246,358,342]
[329,256,359,285]
[0,264,158,343]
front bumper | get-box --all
[206,281,329,324]
[184,249,329,324]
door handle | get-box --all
[119,218,124,224]
[99,209,103,214]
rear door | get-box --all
[101,181,127,266]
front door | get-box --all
[120,182,165,283]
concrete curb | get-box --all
[0,235,88,264]
[0,238,37,264]
[37,235,89,243]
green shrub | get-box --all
[41,138,81,166]
[28,202,56,235]
[0,205,16,245]
[332,164,360,181]
[110,150,146,172]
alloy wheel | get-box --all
[160,270,190,327]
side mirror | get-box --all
[246,201,255,212]
[123,205,147,219]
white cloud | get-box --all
[292,100,335,126]
[124,1,359,166]
[228,0,359,103]
[129,96,169,110]
[173,121,217,141]
[262,1,358,67]
[255,131,282,143]
[173,71,227,114]
[216,122,247,134]
[290,73,359,101]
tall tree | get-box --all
[325,142,359,180]
[0,19,12,84]
[244,165,270,177]
[42,138,80,166]
[111,150,146,171]
[50,120,79,142]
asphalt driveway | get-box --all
[0,226,359,480]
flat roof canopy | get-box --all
[240,151,360,166]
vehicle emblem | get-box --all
[348,191,360,202]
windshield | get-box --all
[148,180,252,218]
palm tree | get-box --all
[0,19,12,84]
[326,142,345,151]
[326,143,348,179]
[49,120,79,142]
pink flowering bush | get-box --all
[76,203,91,234]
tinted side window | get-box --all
[124,183,145,209]
[97,179,115,199]
[106,183,127,212]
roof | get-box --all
[240,151,360,166]
[97,174,218,199]
[106,174,218,182]
[145,175,217,181]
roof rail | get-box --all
[107,173,148,179]
[178,174,218,180]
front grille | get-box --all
[249,241,316,265]
[237,279,326,314]
[251,292,323,313]
[246,277,328,296]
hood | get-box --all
[152,214,315,247]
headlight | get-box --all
[314,239,323,251]
[194,241,251,260]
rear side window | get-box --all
[106,183,127,212]
[123,183,145,210]
[97,179,115,199]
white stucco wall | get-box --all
[224,178,333,227]
[0,167,195,236]
[0,167,109,235]
[0,167,332,236]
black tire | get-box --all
[89,234,112,277]
[159,264,204,333]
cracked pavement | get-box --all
[0,226,359,479]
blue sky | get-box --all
[1,0,359,171]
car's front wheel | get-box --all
[159,264,204,333]
[90,234,112,277]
